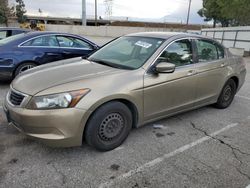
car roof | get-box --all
[16,31,94,42]
[0,31,98,47]
[126,32,210,40]
[20,31,97,44]
[23,31,82,37]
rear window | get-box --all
[196,39,225,62]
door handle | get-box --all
[63,51,71,55]
[46,52,58,56]
[187,70,196,76]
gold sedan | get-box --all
[3,32,246,151]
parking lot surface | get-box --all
[0,58,250,188]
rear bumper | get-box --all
[3,99,92,147]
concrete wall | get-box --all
[201,26,250,56]
[0,23,20,28]
[45,24,190,45]
[45,24,186,38]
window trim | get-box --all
[18,34,94,50]
[21,35,60,48]
[147,37,195,73]
[215,42,225,60]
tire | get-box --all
[85,101,132,151]
[214,79,237,109]
[14,62,37,77]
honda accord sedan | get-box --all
[3,32,246,151]
[0,31,99,80]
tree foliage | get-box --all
[0,0,14,26]
[0,0,27,26]
[198,0,250,27]
[16,0,27,23]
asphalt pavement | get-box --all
[0,58,250,188]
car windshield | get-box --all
[0,33,25,45]
[88,36,165,70]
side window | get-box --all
[56,36,93,50]
[0,31,7,39]
[157,39,193,67]
[22,36,59,47]
[196,39,218,62]
[216,44,225,59]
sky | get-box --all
[10,0,205,24]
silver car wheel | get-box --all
[19,64,35,74]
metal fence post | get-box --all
[233,31,239,48]
[221,31,225,44]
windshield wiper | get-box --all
[88,58,133,70]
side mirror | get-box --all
[155,62,176,73]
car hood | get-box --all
[12,58,123,95]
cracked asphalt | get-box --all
[0,58,250,188]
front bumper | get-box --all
[3,99,92,147]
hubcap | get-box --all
[19,64,35,74]
[223,85,232,101]
[99,113,124,141]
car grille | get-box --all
[9,90,25,106]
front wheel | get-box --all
[85,101,132,151]
[14,62,37,77]
[214,79,237,109]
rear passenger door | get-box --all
[56,36,95,59]
[194,39,228,106]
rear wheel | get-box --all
[214,79,237,109]
[85,101,132,151]
[14,62,37,77]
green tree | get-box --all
[198,0,218,27]
[221,0,250,26]
[199,0,250,27]
[0,0,14,26]
[16,0,27,23]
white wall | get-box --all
[201,26,250,54]
[45,24,189,45]
[45,24,185,38]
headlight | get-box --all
[27,89,90,109]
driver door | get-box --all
[143,39,198,121]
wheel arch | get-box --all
[230,76,239,89]
[13,60,39,77]
[82,98,140,142]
